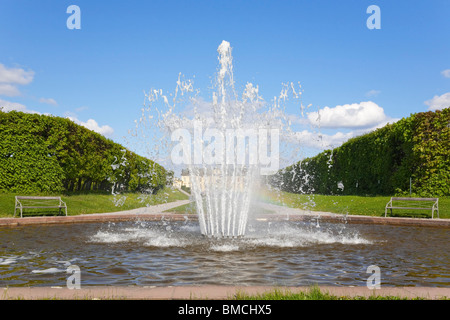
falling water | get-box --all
[137,40,302,238]
[186,41,258,237]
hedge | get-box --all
[271,108,450,197]
[0,110,167,194]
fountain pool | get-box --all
[1,218,449,288]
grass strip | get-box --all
[232,286,434,300]
[257,189,449,219]
[0,188,189,217]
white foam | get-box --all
[244,224,372,247]
[89,228,154,243]
[179,224,201,233]
[88,221,371,249]
[0,258,17,265]
[31,268,65,274]
[210,244,240,252]
[89,227,187,248]
[89,231,131,243]
[247,237,298,248]
[143,236,185,248]
[294,229,372,245]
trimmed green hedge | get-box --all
[272,108,450,197]
[0,110,167,194]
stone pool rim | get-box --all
[1,211,449,228]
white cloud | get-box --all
[0,83,21,96]
[75,106,89,112]
[441,69,450,78]
[0,99,40,114]
[365,89,381,97]
[39,97,58,106]
[0,63,34,97]
[0,63,34,85]
[0,99,28,112]
[1,100,114,137]
[307,101,389,129]
[293,130,355,150]
[291,116,400,152]
[424,92,450,111]
[67,116,114,137]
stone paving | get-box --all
[1,285,449,300]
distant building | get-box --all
[181,169,191,188]
[180,167,248,191]
[173,177,183,189]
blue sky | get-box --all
[1,0,449,169]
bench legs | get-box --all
[432,208,439,219]
[14,207,23,218]
[13,206,66,218]
[386,207,438,219]
[384,207,393,217]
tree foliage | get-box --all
[0,110,167,194]
[271,108,450,196]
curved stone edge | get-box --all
[1,285,449,300]
[260,214,450,228]
[0,213,191,228]
[1,212,449,228]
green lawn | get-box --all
[167,189,449,219]
[0,188,189,218]
[257,189,449,219]
[233,286,444,300]
[3,186,447,219]
[164,201,196,214]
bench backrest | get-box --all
[16,196,61,201]
[391,197,438,202]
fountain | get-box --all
[138,40,299,238]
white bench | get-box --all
[14,196,68,218]
[385,197,439,219]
